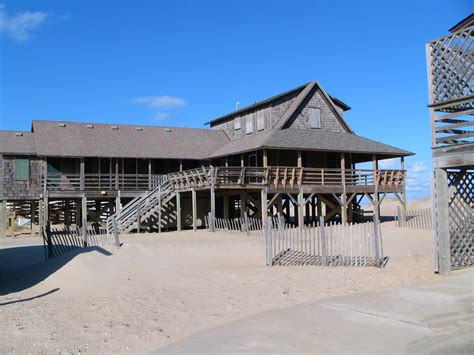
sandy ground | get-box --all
[0,223,438,354]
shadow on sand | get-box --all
[0,245,113,296]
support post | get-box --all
[319,216,327,266]
[401,156,407,223]
[81,195,87,246]
[179,160,183,172]
[176,191,181,232]
[210,166,215,232]
[148,158,152,190]
[38,195,44,236]
[80,158,85,191]
[372,154,381,219]
[115,159,119,190]
[341,153,347,225]
[297,151,302,168]
[240,154,244,167]
[192,189,197,232]
[298,190,304,229]
[158,185,162,233]
[434,168,450,275]
[115,193,121,217]
[263,149,268,168]
[0,200,7,237]
[261,187,268,233]
[223,195,229,220]
[265,216,273,266]
[44,195,49,227]
[240,192,246,219]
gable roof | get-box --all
[205,81,351,126]
[32,120,229,159]
[0,130,36,155]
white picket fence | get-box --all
[204,214,276,237]
[266,217,386,267]
[396,206,432,230]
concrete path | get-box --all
[156,270,473,354]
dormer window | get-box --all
[234,117,241,130]
[246,116,254,135]
[309,107,321,129]
[257,111,265,131]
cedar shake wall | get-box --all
[284,89,347,132]
[1,155,43,200]
[210,93,298,140]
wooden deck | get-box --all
[167,166,405,194]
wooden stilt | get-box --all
[298,190,304,229]
[81,194,87,246]
[435,168,450,275]
[192,189,197,232]
[176,191,181,232]
[261,187,268,232]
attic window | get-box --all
[246,117,254,135]
[309,108,321,129]
[234,118,241,130]
[15,132,23,137]
[111,126,118,130]
[164,128,171,132]
[86,124,94,129]
[57,123,66,127]
[257,112,265,131]
[135,127,143,131]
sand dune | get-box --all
[0,225,437,354]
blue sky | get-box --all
[0,0,471,199]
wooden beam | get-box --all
[81,194,87,246]
[192,189,197,232]
[210,184,215,232]
[261,187,268,232]
[297,151,302,167]
[434,168,450,275]
[263,149,268,168]
[341,153,347,225]
[80,158,85,191]
[176,191,181,232]
[298,190,304,229]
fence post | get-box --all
[319,216,327,266]
[266,216,273,266]
[111,216,120,248]
[373,217,382,267]
[46,221,53,259]
[208,212,214,232]
[245,215,249,236]
[396,205,401,227]
[136,205,141,233]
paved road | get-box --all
[156,270,473,354]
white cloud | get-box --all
[0,3,48,41]
[130,96,187,109]
[378,158,398,169]
[411,161,428,174]
[154,112,170,122]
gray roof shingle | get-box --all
[0,130,36,155]
[208,129,413,158]
[32,120,229,159]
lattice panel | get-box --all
[448,170,473,269]
[428,25,474,109]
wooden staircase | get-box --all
[109,177,176,233]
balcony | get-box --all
[45,173,167,192]
[427,22,474,153]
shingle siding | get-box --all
[284,88,347,132]
[1,155,43,200]
[210,94,296,140]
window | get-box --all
[309,108,321,129]
[15,158,30,180]
[257,111,265,131]
[234,117,241,130]
[246,116,254,134]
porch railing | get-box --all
[44,167,405,192]
[45,173,167,191]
